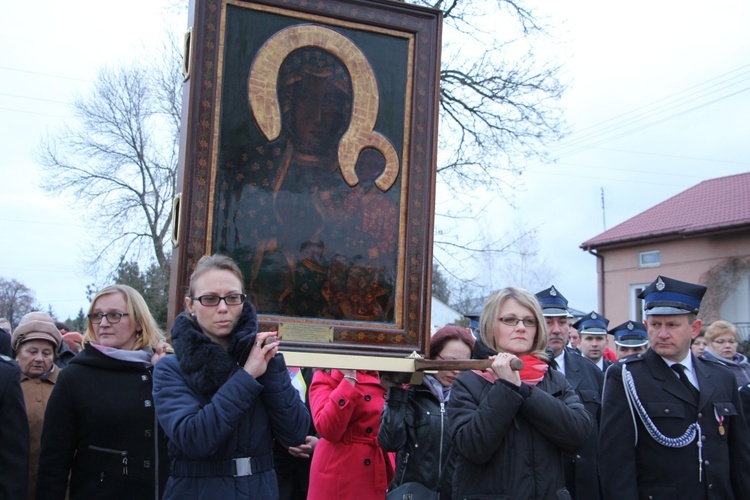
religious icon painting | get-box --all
[170,0,442,358]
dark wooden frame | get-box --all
[169,0,442,358]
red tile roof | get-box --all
[581,172,750,250]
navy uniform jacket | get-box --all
[560,349,604,500]
[600,349,750,499]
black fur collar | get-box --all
[171,302,258,397]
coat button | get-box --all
[364,459,371,466]
[383,393,387,399]
[144,430,152,437]
[366,427,373,434]
[704,460,710,466]
[701,435,706,441]
[364,394,372,401]
[338,399,346,406]
[664,409,670,414]
[697,413,702,418]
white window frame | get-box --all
[630,283,649,323]
[638,250,661,268]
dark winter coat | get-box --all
[448,339,591,500]
[559,348,604,500]
[152,304,310,500]
[599,349,750,500]
[36,344,169,499]
[0,358,29,500]
[379,382,454,499]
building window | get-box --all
[630,284,649,323]
[639,250,660,268]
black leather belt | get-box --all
[171,454,274,477]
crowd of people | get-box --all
[2,261,750,499]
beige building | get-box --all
[580,172,750,340]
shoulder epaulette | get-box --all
[617,352,646,364]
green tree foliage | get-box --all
[112,256,172,329]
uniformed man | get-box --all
[573,312,611,371]
[535,286,603,500]
[599,275,750,499]
[609,320,649,359]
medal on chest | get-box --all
[715,407,725,435]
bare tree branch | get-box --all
[37,39,182,277]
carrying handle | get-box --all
[182,28,193,81]
[170,193,182,247]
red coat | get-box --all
[307,370,394,500]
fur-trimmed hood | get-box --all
[170,302,258,397]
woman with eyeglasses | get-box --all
[378,325,475,499]
[36,285,171,499]
[447,287,591,499]
[703,320,750,387]
[152,254,310,500]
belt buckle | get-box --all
[233,457,253,477]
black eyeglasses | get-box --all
[499,316,538,328]
[88,312,129,324]
[191,293,247,307]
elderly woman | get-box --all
[152,254,310,499]
[36,285,171,499]
[448,287,591,499]
[703,320,750,387]
[379,325,475,499]
[12,319,63,499]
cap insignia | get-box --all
[550,286,557,297]
[627,321,634,330]
[591,313,597,319]
[656,277,666,291]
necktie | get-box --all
[671,363,699,402]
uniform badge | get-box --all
[627,322,634,330]
[656,277,666,291]
[550,286,557,296]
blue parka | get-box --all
[152,304,310,499]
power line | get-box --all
[572,64,750,136]
[0,92,70,105]
[0,106,70,119]
[556,85,750,159]
[548,64,750,159]
[0,65,91,83]
[591,147,750,166]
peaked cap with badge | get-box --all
[637,275,707,315]
[572,311,609,335]
[608,320,648,347]
[534,286,568,317]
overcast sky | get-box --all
[2,0,749,321]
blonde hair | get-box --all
[705,320,739,343]
[83,285,165,350]
[479,287,549,359]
